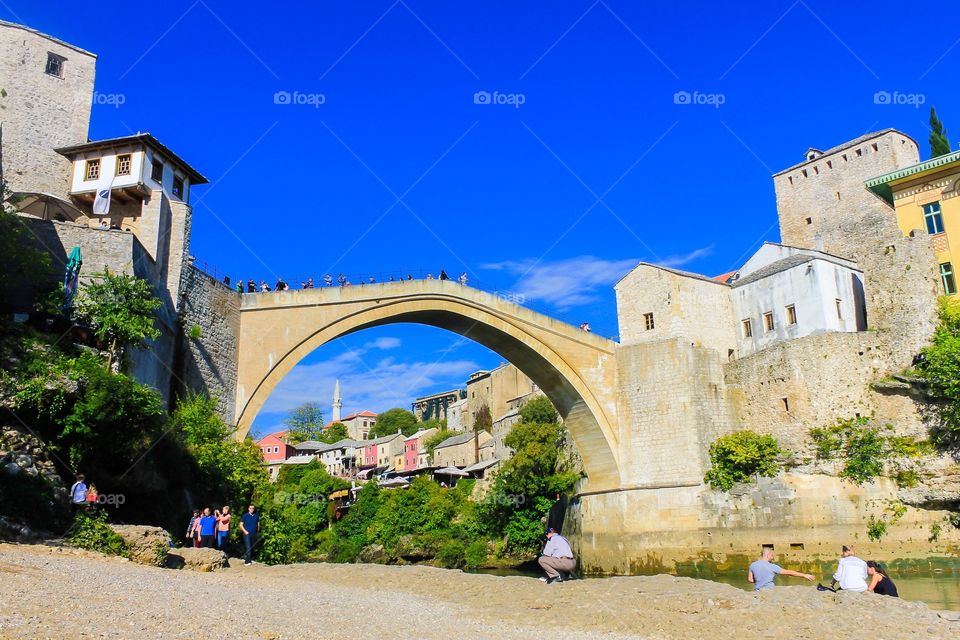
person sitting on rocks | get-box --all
[69,474,88,509]
[866,561,898,597]
[748,547,814,590]
[831,545,868,592]
[538,527,575,584]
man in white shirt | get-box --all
[538,528,575,584]
[831,544,868,592]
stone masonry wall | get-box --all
[615,339,735,486]
[177,265,240,424]
[0,21,95,196]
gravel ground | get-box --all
[0,543,956,640]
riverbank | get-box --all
[1,543,957,639]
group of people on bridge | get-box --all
[223,270,469,294]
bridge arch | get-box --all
[235,282,622,490]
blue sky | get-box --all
[7,1,958,435]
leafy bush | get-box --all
[916,297,960,448]
[464,540,488,569]
[866,515,887,541]
[435,539,466,569]
[703,431,783,491]
[894,469,919,488]
[67,510,128,557]
[518,395,557,425]
[809,417,930,485]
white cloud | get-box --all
[481,249,713,310]
[364,336,401,350]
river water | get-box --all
[471,567,960,611]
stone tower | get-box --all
[332,379,342,423]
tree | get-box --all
[918,297,960,448]
[0,188,53,292]
[473,403,492,432]
[703,431,783,491]
[321,422,349,444]
[518,395,557,425]
[284,402,325,444]
[73,268,161,369]
[930,107,952,158]
[370,408,418,438]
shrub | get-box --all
[894,469,919,488]
[464,540,488,569]
[809,417,901,485]
[67,510,128,557]
[916,297,960,448]
[435,539,466,569]
[703,431,783,491]
[866,515,887,541]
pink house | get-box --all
[256,431,295,462]
[363,441,378,467]
[403,428,438,471]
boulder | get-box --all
[166,546,229,572]
[359,543,388,563]
[108,524,171,567]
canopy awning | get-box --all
[434,466,468,477]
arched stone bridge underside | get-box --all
[235,280,623,491]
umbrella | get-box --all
[9,192,85,222]
[434,466,468,487]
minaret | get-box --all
[332,379,342,423]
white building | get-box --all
[615,242,866,359]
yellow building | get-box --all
[867,150,960,296]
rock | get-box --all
[108,525,171,567]
[2,462,20,475]
[166,546,229,572]
[938,611,960,622]
[14,454,33,468]
[359,543,388,563]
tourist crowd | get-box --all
[748,544,899,596]
[222,270,469,293]
[185,504,261,566]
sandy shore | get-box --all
[0,543,955,640]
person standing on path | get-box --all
[215,506,231,550]
[197,508,217,548]
[747,548,814,590]
[239,504,260,566]
[185,510,200,547]
[831,545,868,592]
[538,528,575,584]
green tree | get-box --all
[930,107,952,158]
[320,421,349,443]
[73,268,161,369]
[370,408,418,438]
[918,297,960,448]
[703,431,783,491]
[518,395,557,425]
[283,402,325,444]
[0,187,53,291]
[473,403,492,432]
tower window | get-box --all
[940,262,957,295]
[923,202,945,235]
[84,159,100,181]
[805,217,812,225]
[151,160,163,183]
[45,52,65,77]
[835,299,843,320]
[172,176,184,199]
[785,305,797,326]
[643,312,655,331]
[763,312,775,332]
[742,319,753,338]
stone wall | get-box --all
[0,21,95,196]
[615,339,735,486]
[615,264,736,355]
[176,265,240,424]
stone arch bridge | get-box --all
[236,279,623,490]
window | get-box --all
[785,305,797,326]
[45,52,65,77]
[856,149,862,157]
[805,217,812,225]
[172,176,184,199]
[741,319,753,338]
[151,160,163,183]
[835,299,843,320]
[923,202,945,235]
[116,154,131,176]
[643,312,655,331]
[940,262,957,295]
[84,159,100,181]
[763,312,774,332]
